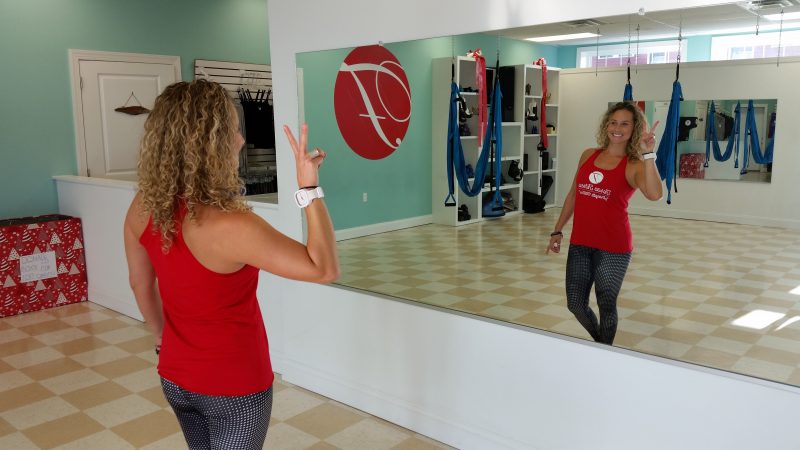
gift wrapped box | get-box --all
[679,153,706,179]
[0,215,88,317]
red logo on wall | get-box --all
[334,45,411,160]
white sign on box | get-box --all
[20,251,58,283]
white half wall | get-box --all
[267,1,800,449]
[557,58,800,228]
[282,283,800,450]
[55,176,141,319]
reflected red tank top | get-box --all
[139,207,273,395]
[570,150,636,253]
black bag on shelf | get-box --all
[508,160,522,181]
[522,190,545,214]
[458,204,471,221]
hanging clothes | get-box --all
[655,80,683,204]
[238,89,275,149]
[445,73,503,206]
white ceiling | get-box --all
[498,1,800,46]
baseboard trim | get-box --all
[88,288,143,321]
[335,215,434,241]
[628,206,800,229]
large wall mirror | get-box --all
[620,98,777,182]
[297,3,800,388]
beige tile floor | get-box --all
[0,302,454,449]
[337,208,800,386]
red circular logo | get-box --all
[334,45,411,160]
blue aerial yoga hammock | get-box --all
[623,66,633,101]
[655,78,682,204]
[704,101,742,168]
[444,66,504,213]
[740,99,774,174]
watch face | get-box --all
[294,190,309,207]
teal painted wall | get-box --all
[297,34,558,230]
[0,0,269,219]
[558,46,578,68]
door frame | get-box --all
[68,50,181,177]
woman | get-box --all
[546,102,661,345]
[123,80,338,449]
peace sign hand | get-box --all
[283,124,326,188]
[641,120,660,153]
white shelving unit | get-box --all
[513,64,560,209]
[432,56,523,226]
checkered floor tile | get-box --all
[337,209,800,386]
[0,302,454,449]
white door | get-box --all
[78,60,177,179]
[694,101,709,141]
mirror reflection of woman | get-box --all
[123,80,339,449]
[546,102,662,345]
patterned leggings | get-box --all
[565,244,631,345]
[161,378,273,450]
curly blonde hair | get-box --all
[596,101,648,161]
[137,79,249,249]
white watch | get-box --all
[294,186,324,208]
[642,152,657,161]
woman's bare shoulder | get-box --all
[124,192,149,236]
[578,148,598,165]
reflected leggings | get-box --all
[565,244,631,345]
[161,378,273,450]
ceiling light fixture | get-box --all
[526,32,600,43]
[764,11,800,21]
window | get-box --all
[711,30,800,61]
[576,40,687,69]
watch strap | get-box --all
[294,186,324,208]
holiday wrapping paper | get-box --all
[0,215,88,317]
[679,153,706,179]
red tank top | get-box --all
[570,149,636,253]
[139,207,273,396]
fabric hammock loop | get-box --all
[623,61,634,101]
[704,101,741,168]
[741,99,774,174]
[623,83,633,102]
[483,58,505,217]
[655,80,683,204]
